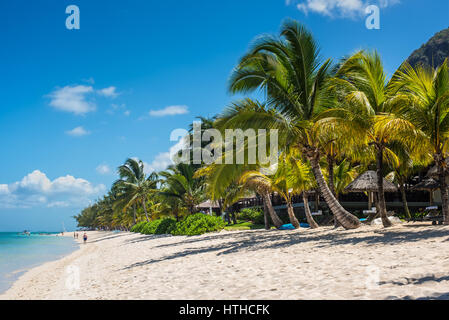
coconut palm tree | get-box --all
[284,155,320,229]
[332,159,361,200]
[224,20,360,229]
[239,170,292,228]
[385,140,431,220]
[321,50,420,227]
[113,158,159,222]
[390,59,449,224]
[159,163,205,215]
[196,161,284,229]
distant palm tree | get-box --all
[239,171,286,228]
[390,59,449,224]
[224,20,361,229]
[283,154,320,229]
[113,158,159,222]
[196,162,284,228]
[159,163,205,215]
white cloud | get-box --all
[124,110,131,116]
[0,184,10,195]
[98,86,119,98]
[48,85,96,115]
[0,170,105,209]
[143,153,172,174]
[66,126,90,137]
[96,164,111,175]
[149,105,189,117]
[290,0,400,18]
[47,201,70,208]
[143,134,188,174]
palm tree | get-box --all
[390,59,449,224]
[238,170,287,228]
[224,20,360,229]
[284,155,320,229]
[113,158,159,222]
[385,141,431,220]
[159,163,205,215]
[321,50,419,227]
[196,161,284,229]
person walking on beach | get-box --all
[83,233,88,244]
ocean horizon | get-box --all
[0,232,79,294]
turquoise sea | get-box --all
[0,232,79,294]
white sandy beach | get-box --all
[1,223,449,300]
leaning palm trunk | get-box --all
[437,165,449,225]
[327,156,341,228]
[308,155,360,229]
[263,202,270,230]
[303,193,319,229]
[133,204,137,224]
[286,200,300,229]
[376,149,392,227]
[262,192,283,228]
[398,182,411,220]
[142,199,150,222]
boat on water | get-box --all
[18,230,31,236]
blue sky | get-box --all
[0,0,448,231]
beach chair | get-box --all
[423,206,444,225]
[363,207,377,216]
[311,210,322,216]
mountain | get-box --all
[407,27,449,68]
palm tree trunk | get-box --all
[308,154,360,230]
[327,155,336,196]
[231,210,237,224]
[366,192,381,223]
[263,202,270,230]
[133,204,137,225]
[142,199,150,222]
[303,193,319,229]
[262,192,283,228]
[376,148,392,227]
[225,212,231,224]
[398,181,411,220]
[438,168,449,225]
[286,200,300,229]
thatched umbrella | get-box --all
[344,170,398,209]
[411,178,439,206]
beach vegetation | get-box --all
[170,213,226,236]
[74,20,449,232]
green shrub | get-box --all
[141,219,163,235]
[154,218,177,235]
[171,213,225,236]
[131,221,148,233]
[238,208,265,224]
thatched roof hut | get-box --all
[411,178,439,206]
[411,178,439,191]
[197,200,220,209]
[344,170,398,193]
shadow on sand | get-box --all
[122,224,449,271]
